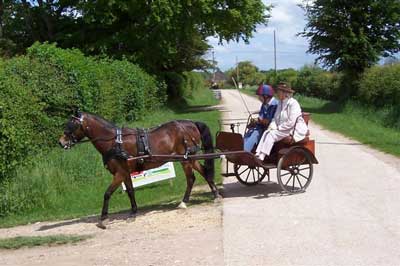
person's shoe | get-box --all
[257,152,266,161]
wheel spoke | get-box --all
[280,171,291,177]
[298,172,309,180]
[238,167,249,176]
[284,174,293,186]
[245,169,251,182]
[255,167,263,178]
[298,166,310,171]
[296,175,303,189]
[292,173,296,190]
[252,169,256,182]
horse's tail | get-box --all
[194,121,215,180]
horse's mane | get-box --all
[86,113,117,130]
[85,112,193,132]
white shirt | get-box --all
[269,97,308,142]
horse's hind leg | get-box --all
[97,172,124,229]
[123,176,137,220]
[179,162,196,209]
[192,160,222,200]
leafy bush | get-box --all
[294,65,340,100]
[358,63,400,107]
[0,43,166,181]
[264,68,298,87]
[358,63,400,128]
[163,71,206,100]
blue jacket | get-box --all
[257,98,278,129]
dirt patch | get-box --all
[0,202,223,266]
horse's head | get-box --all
[59,112,87,149]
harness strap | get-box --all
[136,128,151,156]
[116,128,123,144]
[175,121,201,159]
[102,128,131,166]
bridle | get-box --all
[63,114,87,149]
[63,113,134,149]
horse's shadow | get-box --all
[36,194,212,232]
[36,184,298,232]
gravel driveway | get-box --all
[221,89,400,266]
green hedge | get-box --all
[293,65,340,100]
[164,71,206,100]
[358,63,400,107]
[358,63,400,128]
[0,43,166,180]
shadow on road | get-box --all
[316,141,362,145]
[37,192,213,231]
[221,181,301,199]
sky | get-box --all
[207,0,318,71]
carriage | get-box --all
[61,110,318,228]
[126,112,318,194]
[216,112,318,193]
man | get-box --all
[243,84,278,152]
[255,83,308,160]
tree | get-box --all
[300,0,400,94]
[1,0,270,74]
[226,61,265,86]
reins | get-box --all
[74,133,137,145]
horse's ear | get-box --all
[72,107,81,117]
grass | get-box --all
[0,234,92,249]
[239,86,400,157]
[0,87,221,228]
[297,95,400,157]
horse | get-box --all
[59,111,222,229]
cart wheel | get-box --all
[234,164,269,186]
[277,147,313,193]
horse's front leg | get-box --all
[97,173,124,229]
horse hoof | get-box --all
[96,222,107,229]
[96,218,109,229]
[214,197,223,203]
[178,202,187,209]
[127,214,136,223]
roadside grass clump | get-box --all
[0,234,92,249]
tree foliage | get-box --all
[0,0,270,73]
[300,0,400,75]
[226,61,264,86]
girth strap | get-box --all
[102,127,130,165]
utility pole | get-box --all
[236,56,239,82]
[274,30,277,75]
[212,50,216,82]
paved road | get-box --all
[221,89,400,266]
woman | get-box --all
[255,83,308,161]
[243,84,278,152]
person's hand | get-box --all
[268,121,277,131]
[247,118,257,129]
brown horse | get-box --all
[59,111,221,229]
